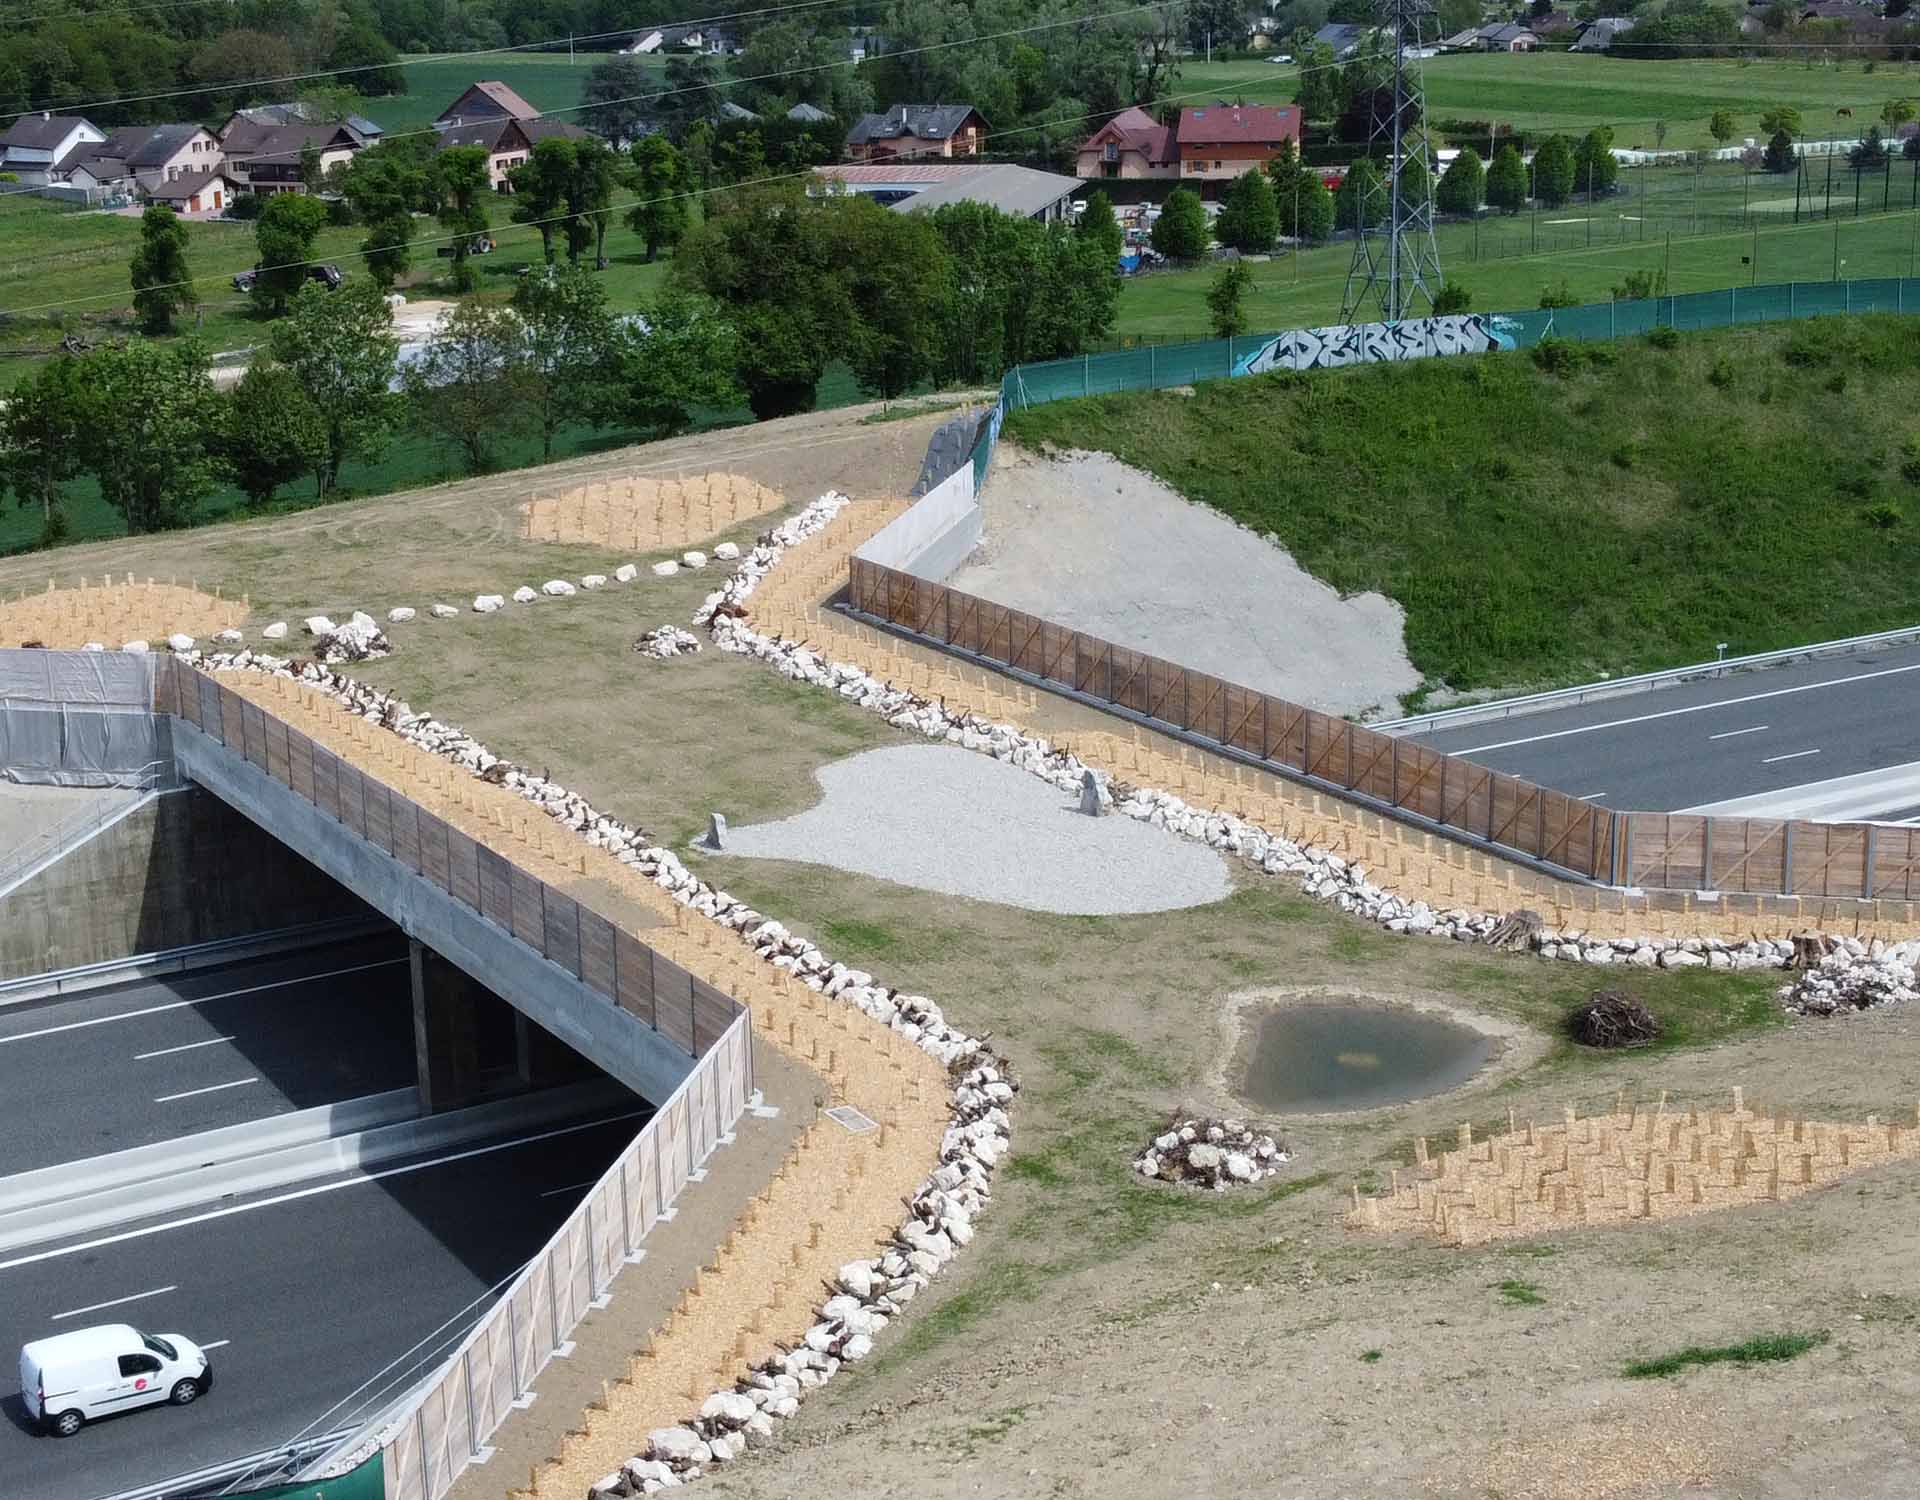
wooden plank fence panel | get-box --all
[1036,620,1076,688]
[476,845,512,931]
[446,827,480,911]
[337,764,367,838]
[391,795,422,872]
[653,954,696,1055]
[509,864,544,950]
[1349,727,1396,804]
[288,730,315,802]
[578,909,617,1001]
[543,892,582,978]
[364,779,394,855]
[1871,827,1920,901]
[1188,672,1227,745]
[615,929,656,1026]
[1222,684,1263,758]
[1143,657,1182,726]
[690,978,737,1056]
[418,810,451,892]
[312,745,339,821]
[1110,646,1151,716]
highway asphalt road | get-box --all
[0,1109,646,1500]
[1407,644,1920,823]
[0,940,415,1177]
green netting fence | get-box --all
[965,276,1920,478]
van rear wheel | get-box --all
[169,1378,202,1406]
[50,1410,83,1437]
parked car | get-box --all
[20,1324,213,1437]
[1268,52,1294,63]
[231,263,344,293]
[434,235,496,258]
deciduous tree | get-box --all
[1571,126,1618,197]
[402,299,535,474]
[434,145,491,293]
[1076,190,1124,267]
[0,356,89,543]
[1150,187,1209,260]
[1206,260,1253,337]
[626,135,689,262]
[511,137,576,265]
[1486,142,1528,213]
[220,364,326,505]
[1215,169,1279,253]
[510,264,617,460]
[1435,146,1485,214]
[75,339,221,532]
[1532,134,1576,208]
[1709,108,1737,146]
[266,278,399,492]
[596,292,743,436]
[251,192,329,316]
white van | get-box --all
[20,1323,212,1437]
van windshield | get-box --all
[142,1335,176,1361]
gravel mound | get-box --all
[715,743,1232,915]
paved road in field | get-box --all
[0,1110,645,1500]
[1406,643,1920,822]
[0,939,414,1177]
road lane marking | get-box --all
[1762,749,1822,764]
[52,1285,177,1321]
[200,1339,230,1351]
[1450,660,1920,755]
[135,1036,235,1060]
[154,1078,258,1104]
[1579,792,1607,800]
[0,1110,649,1272]
[1709,724,1769,740]
[539,1180,600,1199]
[0,959,405,1047]
[1681,757,1920,819]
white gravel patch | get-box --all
[713,744,1233,914]
[948,442,1422,719]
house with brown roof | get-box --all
[222,121,368,194]
[147,166,240,216]
[435,81,544,131]
[0,114,104,185]
[55,123,222,197]
[1075,106,1178,179]
[845,104,987,161]
[438,116,593,191]
[1175,103,1302,181]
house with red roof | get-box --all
[1075,106,1177,179]
[1175,103,1302,181]
[1075,104,1301,185]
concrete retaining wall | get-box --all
[852,461,979,582]
[0,785,373,981]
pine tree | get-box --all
[1436,147,1486,215]
[1486,143,1528,214]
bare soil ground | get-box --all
[16,401,1920,1498]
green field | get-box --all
[1180,51,1920,152]
[364,51,638,135]
[1006,314,1920,697]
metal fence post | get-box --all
[463,1349,480,1457]
[506,1294,521,1395]
[415,1407,431,1500]
[548,1250,562,1349]
[619,1156,634,1255]
[1082,353,1089,395]
[584,1198,599,1296]
[654,1126,666,1217]
[1149,343,1156,388]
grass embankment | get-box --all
[1008,313,1920,696]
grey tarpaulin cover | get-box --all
[0,649,170,787]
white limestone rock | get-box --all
[713,541,741,561]
[646,1428,710,1465]
[167,633,195,653]
[473,594,504,614]
[302,615,336,637]
[615,563,639,583]
[215,629,244,645]
[542,579,576,597]
[582,574,607,589]
[121,639,150,653]
[431,604,458,619]
[262,621,289,640]
[512,586,538,604]
[681,550,707,569]
[388,607,416,623]
[651,560,680,577]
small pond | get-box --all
[1241,1003,1496,1113]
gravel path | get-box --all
[949,442,1422,719]
[710,744,1232,915]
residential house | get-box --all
[222,121,367,195]
[56,124,222,197]
[845,104,987,161]
[437,116,592,191]
[1074,105,1177,179]
[435,80,542,131]
[813,162,1080,222]
[1175,103,1302,181]
[1801,1,1878,19]
[0,114,104,185]
[718,101,761,123]
[1571,16,1637,50]
[1313,22,1374,57]
[1439,27,1486,49]
[787,103,833,124]
[218,102,384,147]
[622,24,739,55]
[1530,10,1577,37]
[146,166,239,215]
[1476,23,1539,50]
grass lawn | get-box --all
[1180,51,1920,152]
[363,51,638,135]
[1006,313,1920,695]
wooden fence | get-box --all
[154,659,742,1055]
[149,657,756,1500]
[847,559,1920,904]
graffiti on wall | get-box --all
[1233,314,1519,377]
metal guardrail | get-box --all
[1374,623,1920,737]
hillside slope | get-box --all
[1006,315,1920,699]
